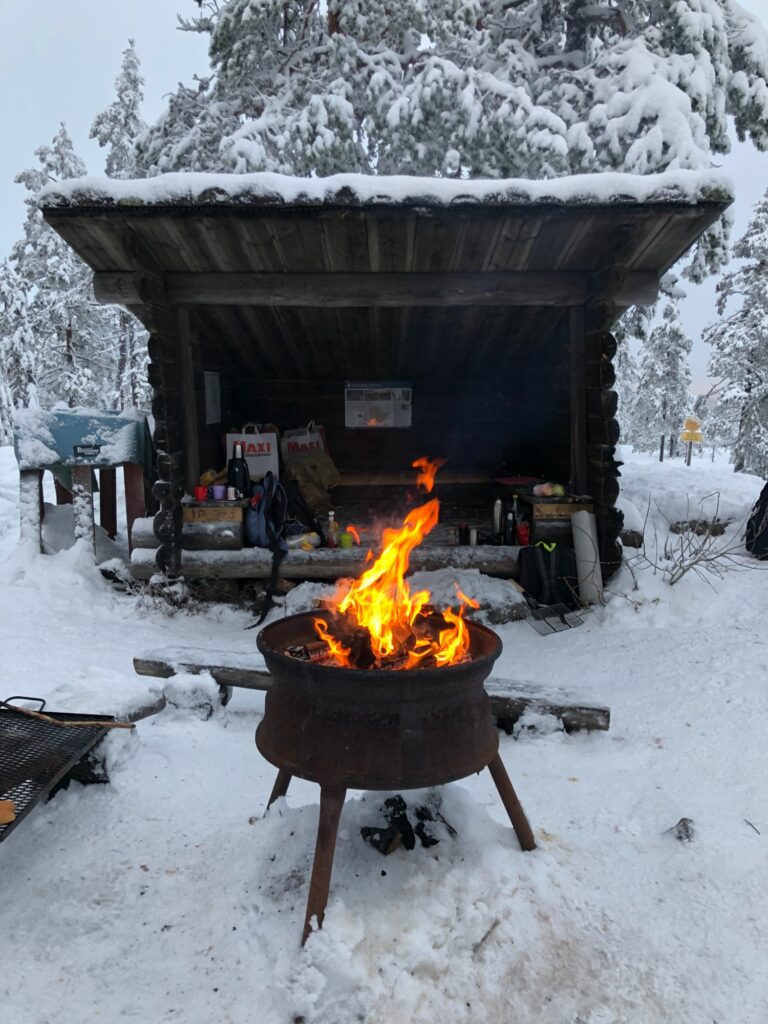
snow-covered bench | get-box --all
[133,646,610,732]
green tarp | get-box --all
[13,408,154,490]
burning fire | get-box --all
[313,458,476,670]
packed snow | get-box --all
[0,444,767,1023]
[37,167,733,210]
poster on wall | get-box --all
[204,371,221,425]
[344,381,412,429]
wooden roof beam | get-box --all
[92,270,659,309]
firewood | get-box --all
[360,824,402,855]
[0,800,16,825]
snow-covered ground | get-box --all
[1,444,767,1024]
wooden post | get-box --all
[569,307,588,495]
[177,307,200,493]
[19,469,43,551]
[659,435,665,462]
[99,467,117,539]
[71,465,95,554]
[686,441,693,467]
[54,479,73,505]
[123,463,146,554]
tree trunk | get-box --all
[65,319,75,408]
[115,312,128,410]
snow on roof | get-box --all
[38,168,733,211]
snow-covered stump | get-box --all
[18,469,43,551]
[71,464,95,554]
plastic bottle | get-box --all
[327,510,340,548]
[504,512,516,545]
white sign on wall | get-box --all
[344,382,412,429]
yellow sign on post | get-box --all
[680,416,703,444]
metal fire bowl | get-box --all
[256,612,502,790]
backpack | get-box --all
[745,482,768,560]
[283,478,325,545]
[246,471,288,549]
[245,472,289,624]
[518,543,580,609]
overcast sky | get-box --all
[2,0,768,391]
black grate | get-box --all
[0,706,112,843]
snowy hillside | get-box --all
[0,444,767,1024]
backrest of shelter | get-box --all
[40,177,730,577]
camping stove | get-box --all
[256,611,536,945]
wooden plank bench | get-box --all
[133,647,609,732]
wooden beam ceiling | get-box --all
[93,269,660,308]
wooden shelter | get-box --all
[40,172,730,582]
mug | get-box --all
[210,484,226,500]
[193,485,208,501]
[226,486,238,500]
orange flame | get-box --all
[313,617,351,667]
[346,524,361,545]
[315,458,473,669]
[412,456,447,494]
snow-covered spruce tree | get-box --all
[704,190,768,476]
[612,321,641,441]
[90,38,146,179]
[12,124,116,409]
[91,40,150,410]
[632,300,693,452]
[134,0,768,276]
[0,260,39,443]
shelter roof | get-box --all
[39,171,731,380]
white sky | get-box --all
[2,0,768,391]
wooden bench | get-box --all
[133,647,609,733]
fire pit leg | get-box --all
[301,785,346,947]
[487,754,536,851]
[265,768,293,813]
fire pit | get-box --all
[256,612,535,945]
[255,457,536,945]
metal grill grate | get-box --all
[0,707,111,843]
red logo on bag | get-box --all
[241,439,271,455]
[286,439,322,454]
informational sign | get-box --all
[679,416,703,444]
[344,381,412,429]
[73,444,102,459]
[204,371,221,425]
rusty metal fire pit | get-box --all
[256,611,535,945]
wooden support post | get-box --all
[487,754,536,852]
[177,307,200,493]
[265,769,293,813]
[99,467,117,539]
[54,479,73,505]
[124,463,146,554]
[569,307,588,495]
[659,435,665,462]
[19,469,43,551]
[71,465,95,554]
[302,786,346,946]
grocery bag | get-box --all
[280,420,327,460]
[226,424,279,481]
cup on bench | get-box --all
[210,484,227,500]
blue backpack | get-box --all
[245,472,289,623]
